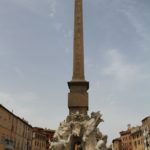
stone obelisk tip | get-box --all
[72,0,85,81]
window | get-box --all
[134,141,137,148]
[138,140,140,145]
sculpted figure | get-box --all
[50,120,72,150]
[54,121,71,140]
[83,111,103,142]
[96,128,103,140]
[50,134,72,150]
[71,122,82,137]
[70,111,85,122]
[91,111,103,127]
[95,135,108,150]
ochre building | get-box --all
[131,126,144,150]
[120,128,132,150]
[142,116,150,150]
[112,138,122,150]
[0,104,32,150]
[112,117,150,150]
[32,127,55,150]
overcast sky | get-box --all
[0,0,150,144]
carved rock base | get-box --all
[50,111,108,150]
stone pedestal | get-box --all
[68,80,89,115]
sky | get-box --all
[0,0,150,144]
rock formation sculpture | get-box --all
[49,111,109,150]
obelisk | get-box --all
[50,1,106,149]
[68,0,89,115]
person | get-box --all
[75,142,82,150]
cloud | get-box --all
[89,48,150,111]
[11,0,57,17]
[118,0,150,47]
[48,0,57,17]
[100,49,140,84]
[14,67,24,78]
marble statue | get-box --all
[49,111,107,150]
[95,135,108,150]
[83,111,103,142]
[50,134,72,150]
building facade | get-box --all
[0,104,32,150]
[44,129,55,150]
[131,126,144,150]
[112,138,122,150]
[32,127,46,150]
[32,127,55,150]
[142,117,150,150]
[120,129,132,150]
[112,117,150,150]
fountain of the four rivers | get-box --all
[50,0,109,149]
